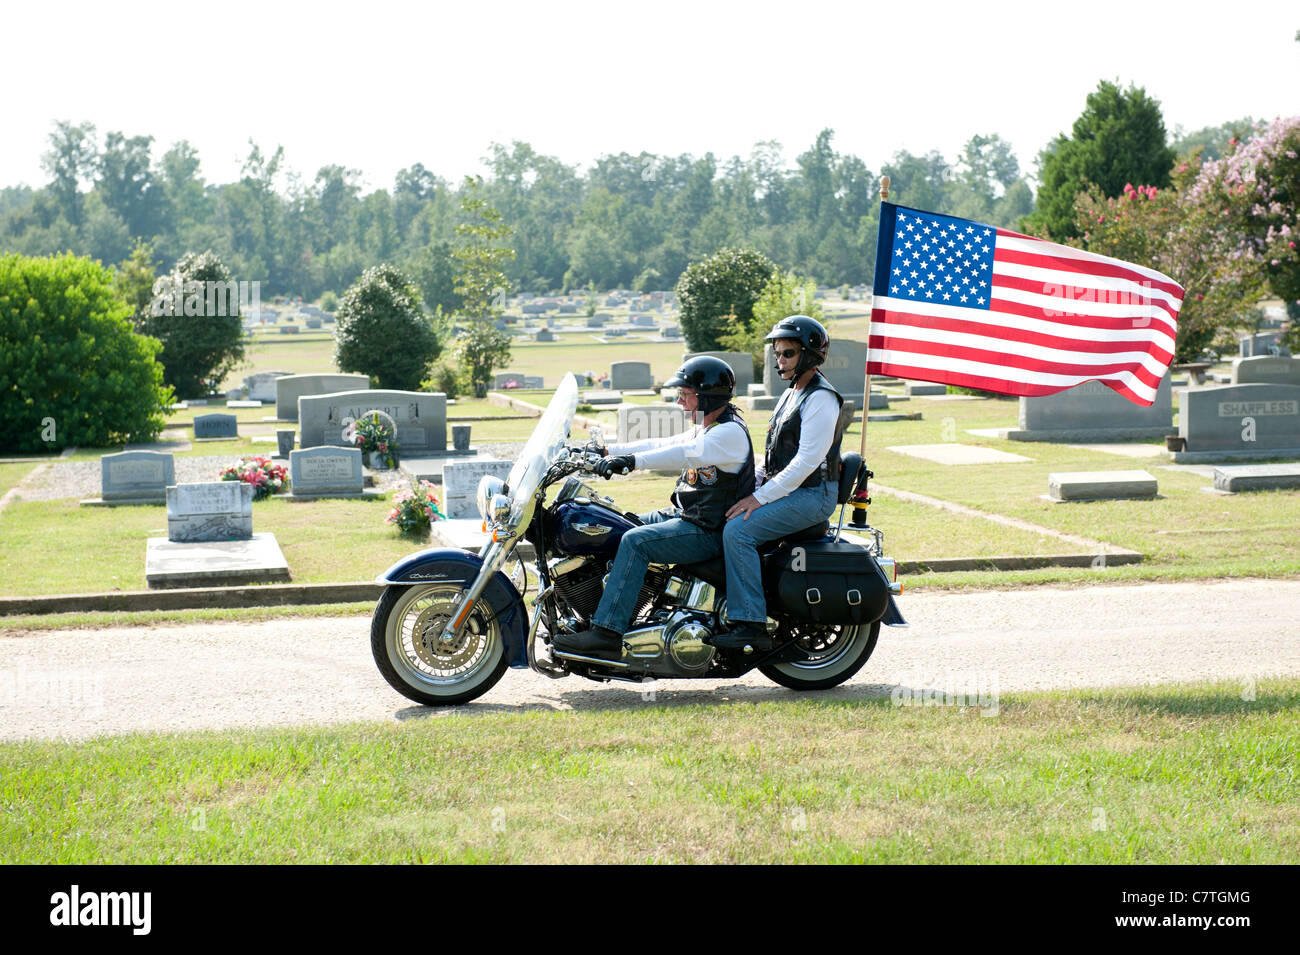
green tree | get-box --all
[453,176,516,394]
[1,252,170,451]
[334,264,441,390]
[40,120,97,229]
[719,268,823,379]
[409,240,462,314]
[674,247,776,352]
[136,250,246,397]
[1030,80,1176,240]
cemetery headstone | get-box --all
[610,361,653,390]
[588,315,608,327]
[289,446,365,498]
[276,429,295,458]
[281,325,300,334]
[535,328,555,342]
[275,373,370,420]
[298,389,447,453]
[193,413,238,439]
[166,482,253,542]
[1231,355,1300,387]
[244,370,293,402]
[660,326,680,339]
[306,318,322,329]
[1000,375,1173,442]
[617,405,688,443]
[442,459,515,519]
[1047,470,1158,501]
[98,450,174,503]
[452,425,471,452]
[494,372,526,389]
[686,351,755,394]
[1177,382,1300,457]
[1211,464,1300,493]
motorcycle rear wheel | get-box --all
[760,620,881,691]
[371,583,508,706]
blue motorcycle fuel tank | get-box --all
[547,500,639,558]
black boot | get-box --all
[709,623,774,652]
[554,625,624,657]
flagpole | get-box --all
[849,174,887,531]
[858,174,889,461]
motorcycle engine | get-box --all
[550,557,670,624]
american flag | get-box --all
[868,202,1183,406]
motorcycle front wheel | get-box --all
[371,583,509,706]
[760,620,881,691]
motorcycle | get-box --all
[370,373,905,706]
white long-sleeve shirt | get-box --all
[752,386,838,504]
[609,418,751,473]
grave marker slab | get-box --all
[166,482,253,542]
[275,373,370,420]
[98,450,174,503]
[1231,355,1300,387]
[1001,375,1173,442]
[610,361,653,390]
[298,389,447,453]
[442,459,514,519]
[1177,383,1300,457]
[1047,470,1158,501]
[289,446,366,498]
[243,370,293,402]
[193,413,238,438]
[617,405,688,443]
[536,329,555,342]
[1212,464,1300,492]
[685,351,754,394]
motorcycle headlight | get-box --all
[489,493,512,526]
[477,475,506,522]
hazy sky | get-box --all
[4,0,1297,192]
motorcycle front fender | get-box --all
[376,547,528,668]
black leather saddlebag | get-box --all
[770,540,891,626]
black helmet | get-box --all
[765,315,829,383]
[665,355,736,416]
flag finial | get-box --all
[880,175,890,201]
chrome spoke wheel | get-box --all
[372,582,509,705]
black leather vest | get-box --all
[764,372,844,489]
[671,405,756,531]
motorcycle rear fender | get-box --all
[376,547,528,668]
[881,594,906,627]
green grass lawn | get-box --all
[0,462,36,497]
[2,679,1295,863]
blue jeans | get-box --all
[591,508,723,634]
[722,481,838,624]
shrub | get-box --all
[0,252,171,452]
[721,269,823,380]
[319,290,339,313]
[675,248,776,353]
[335,264,443,390]
[428,363,468,400]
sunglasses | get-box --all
[775,348,801,359]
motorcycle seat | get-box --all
[675,558,727,588]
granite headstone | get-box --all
[298,389,447,452]
[442,459,514,519]
[99,450,174,503]
[289,446,364,497]
[166,482,253,542]
[275,373,370,420]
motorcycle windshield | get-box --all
[504,373,578,525]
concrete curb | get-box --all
[897,553,1142,574]
[0,582,383,617]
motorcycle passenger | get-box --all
[716,316,845,651]
[553,356,756,657]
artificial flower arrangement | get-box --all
[219,455,289,500]
[352,413,398,469]
[386,480,445,536]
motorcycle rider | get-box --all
[553,355,756,657]
[715,315,845,651]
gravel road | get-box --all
[3,578,1298,741]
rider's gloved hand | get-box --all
[595,455,635,479]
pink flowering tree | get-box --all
[1190,116,1300,346]
[1072,162,1267,362]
